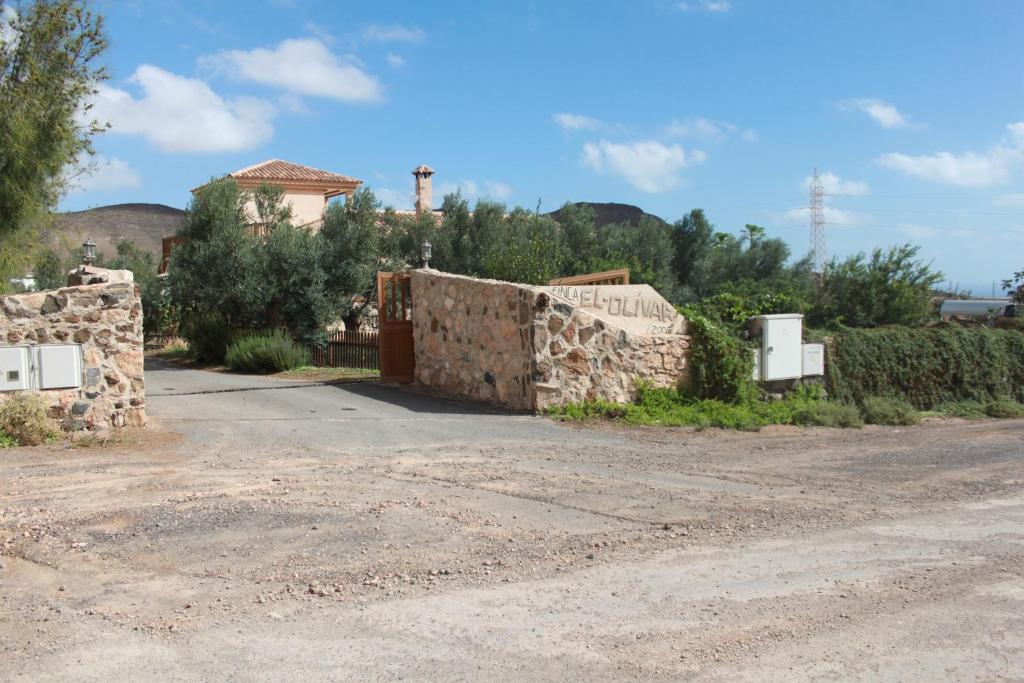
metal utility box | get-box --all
[801,343,825,376]
[0,347,31,391]
[37,344,83,390]
[752,314,803,381]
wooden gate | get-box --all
[376,271,415,384]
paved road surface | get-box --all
[1,361,1021,680]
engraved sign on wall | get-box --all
[544,284,685,335]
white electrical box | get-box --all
[802,343,825,376]
[37,345,83,390]
[0,347,31,391]
[757,314,803,381]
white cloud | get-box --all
[803,171,869,196]
[304,20,335,45]
[376,187,414,210]
[553,112,605,131]
[582,139,690,193]
[436,179,513,202]
[876,122,1024,187]
[277,92,310,114]
[202,38,382,103]
[68,155,141,193]
[678,0,731,12]
[665,117,733,140]
[484,181,513,199]
[877,151,1009,186]
[838,98,910,129]
[362,24,425,43]
[385,53,405,68]
[87,65,275,153]
[782,172,868,226]
[665,117,754,143]
[994,193,1024,207]
[781,206,863,226]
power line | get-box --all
[837,208,1024,217]
[827,193,1023,201]
[835,223,1024,234]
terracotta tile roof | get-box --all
[228,159,361,185]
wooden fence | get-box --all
[309,330,380,370]
[549,268,630,286]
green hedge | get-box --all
[825,327,1024,409]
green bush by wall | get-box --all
[182,312,234,364]
[681,309,757,403]
[825,326,1024,409]
[225,330,310,373]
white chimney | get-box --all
[412,165,435,216]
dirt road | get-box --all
[2,362,1022,680]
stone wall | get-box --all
[411,271,537,409]
[411,270,689,411]
[531,300,689,411]
[0,281,145,430]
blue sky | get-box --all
[63,0,1024,295]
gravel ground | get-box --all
[1,362,1022,680]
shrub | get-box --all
[789,402,863,428]
[551,382,862,431]
[181,312,234,363]
[984,400,1024,418]
[861,396,920,426]
[681,311,757,403]
[826,327,1024,409]
[935,401,987,419]
[160,337,190,359]
[0,431,16,448]
[0,393,60,446]
[809,244,943,328]
[225,330,310,373]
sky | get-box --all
[61,0,1024,295]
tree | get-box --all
[481,208,562,284]
[0,0,107,282]
[671,209,714,297]
[430,192,472,273]
[319,187,383,300]
[105,238,174,338]
[166,178,268,330]
[263,223,332,344]
[556,202,599,275]
[31,247,64,290]
[1003,269,1023,305]
[808,244,944,328]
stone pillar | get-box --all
[412,164,435,216]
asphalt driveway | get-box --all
[146,358,578,449]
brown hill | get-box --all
[45,203,184,260]
[545,202,668,228]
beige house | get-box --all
[196,159,364,230]
[164,160,437,274]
